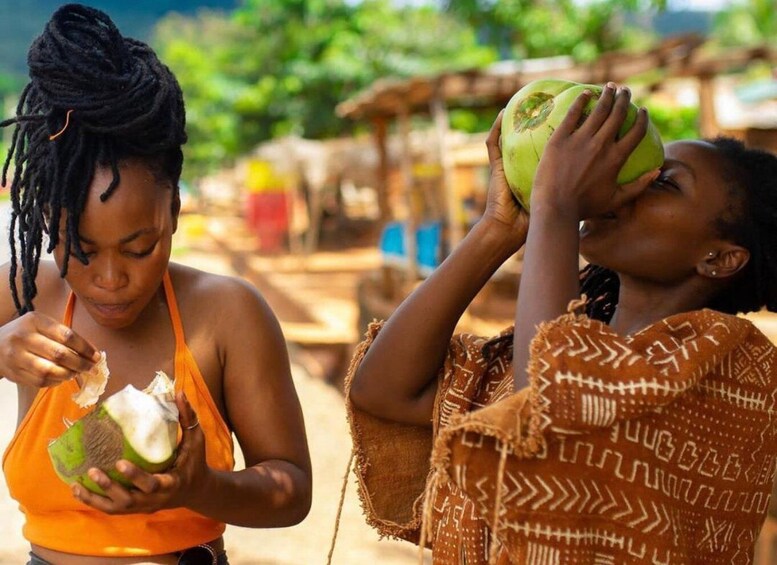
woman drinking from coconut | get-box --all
[0,4,311,564]
[344,82,777,563]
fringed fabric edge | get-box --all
[343,319,427,543]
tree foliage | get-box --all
[155,0,767,182]
[154,0,495,180]
[712,0,777,47]
[441,0,662,61]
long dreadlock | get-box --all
[580,137,777,320]
[0,3,186,314]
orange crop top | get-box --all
[2,271,235,556]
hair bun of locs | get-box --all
[29,3,186,150]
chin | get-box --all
[578,241,602,267]
[87,305,139,329]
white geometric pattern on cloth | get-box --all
[345,308,777,564]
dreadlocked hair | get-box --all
[579,264,619,322]
[0,3,186,314]
[705,137,777,315]
[579,137,777,320]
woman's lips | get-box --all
[90,301,131,317]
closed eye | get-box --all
[652,174,680,190]
[126,243,157,258]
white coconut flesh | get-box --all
[102,381,178,463]
[49,371,179,492]
[71,350,110,408]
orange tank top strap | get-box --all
[162,271,234,469]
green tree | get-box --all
[154,0,496,179]
[442,0,661,61]
[713,0,777,47]
[153,11,244,181]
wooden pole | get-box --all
[371,116,391,224]
[371,116,396,298]
[698,74,719,138]
[431,87,462,250]
[398,105,417,280]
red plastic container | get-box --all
[245,191,290,252]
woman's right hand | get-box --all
[0,312,100,387]
[530,84,654,222]
[481,110,530,250]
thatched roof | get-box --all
[336,34,777,120]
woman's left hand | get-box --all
[71,392,211,515]
[482,110,530,244]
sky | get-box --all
[668,0,733,9]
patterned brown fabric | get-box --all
[345,308,777,564]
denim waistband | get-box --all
[27,553,50,565]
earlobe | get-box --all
[698,245,750,279]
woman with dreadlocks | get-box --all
[344,83,777,564]
[0,4,311,564]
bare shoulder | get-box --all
[167,263,282,338]
[0,260,69,323]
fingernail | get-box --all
[606,82,616,90]
[116,461,129,474]
[88,469,104,485]
[92,351,101,362]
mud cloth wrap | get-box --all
[345,308,777,564]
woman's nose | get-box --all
[92,255,128,290]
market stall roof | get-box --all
[336,34,777,120]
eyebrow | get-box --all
[79,227,158,245]
[663,158,696,180]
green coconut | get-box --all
[501,78,665,211]
[48,371,179,495]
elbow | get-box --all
[283,463,312,526]
[280,491,311,527]
[283,475,312,527]
[259,461,312,528]
[293,468,313,525]
[348,365,387,417]
[347,366,372,412]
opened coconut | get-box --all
[48,371,179,495]
[501,78,665,211]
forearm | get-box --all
[350,219,523,417]
[189,460,311,528]
[513,208,581,390]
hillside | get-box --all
[0,0,237,78]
